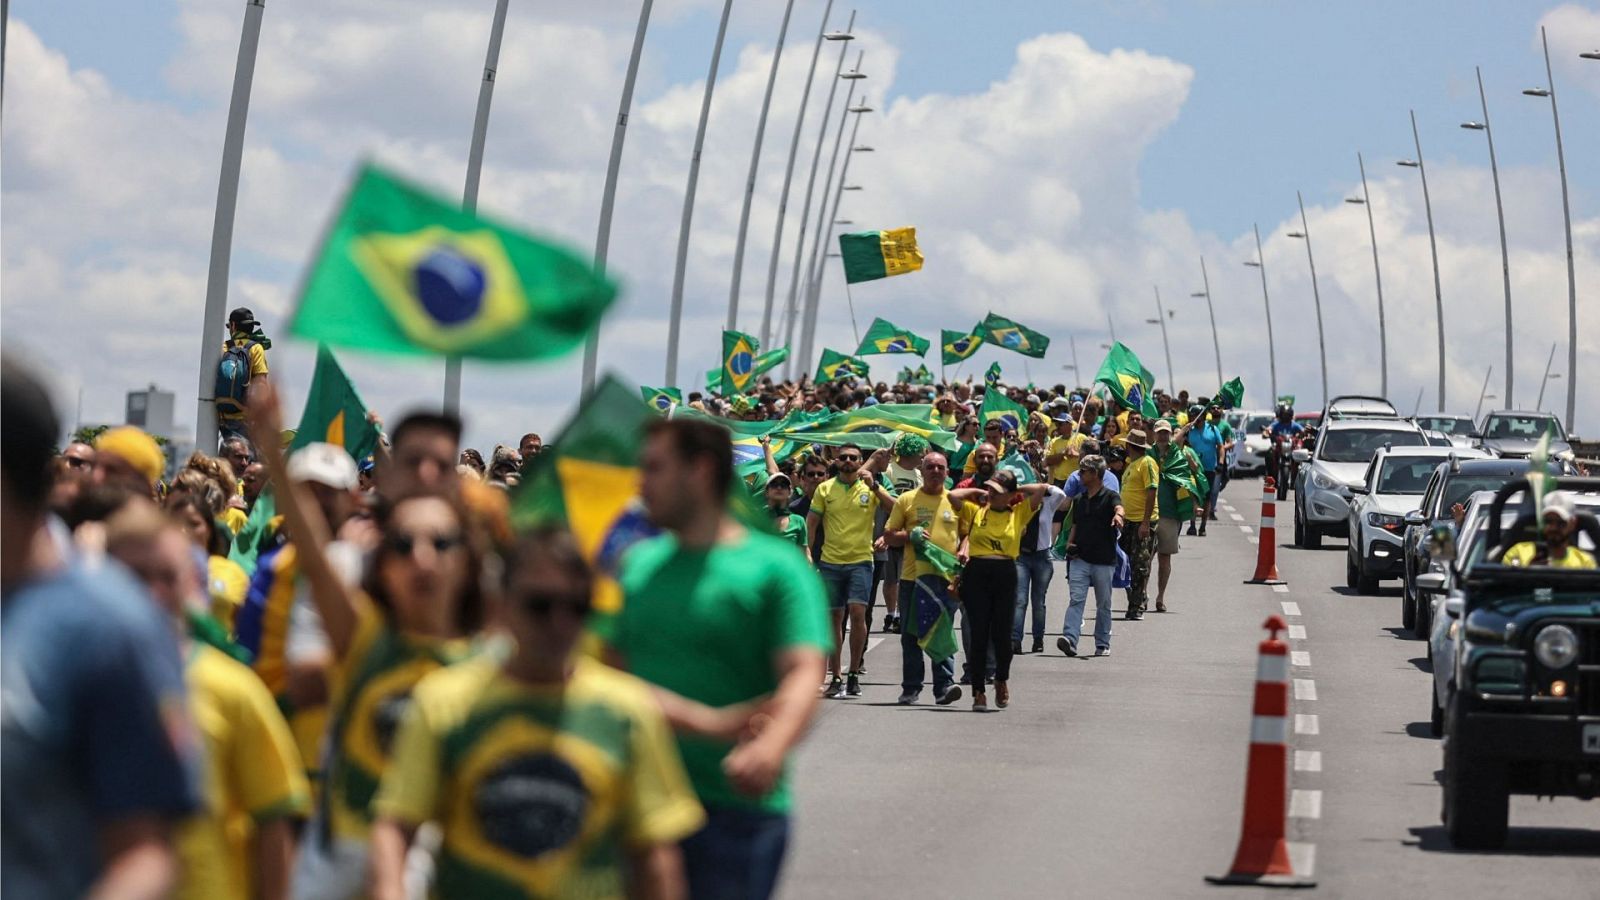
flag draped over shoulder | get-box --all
[815,349,869,383]
[941,328,983,365]
[1094,342,1159,419]
[640,386,682,412]
[978,312,1050,358]
[838,227,924,283]
[854,317,930,356]
[721,330,761,395]
[1214,377,1245,410]
[289,345,382,462]
[290,164,615,359]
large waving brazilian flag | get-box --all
[290,164,616,359]
[289,345,381,462]
[721,330,761,395]
[640,386,682,412]
[707,347,788,394]
[815,348,869,383]
[839,227,924,283]
[978,312,1050,359]
[980,388,1026,435]
[855,317,930,356]
[941,327,983,365]
[1095,341,1159,418]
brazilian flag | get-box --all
[289,345,380,462]
[839,227,924,283]
[980,389,1026,435]
[855,317,931,356]
[985,361,1003,388]
[290,164,615,359]
[1214,377,1245,410]
[1094,341,1159,418]
[815,348,869,383]
[707,347,788,394]
[978,312,1050,358]
[640,386,682,412]
[941,328,982,365]
[721,330,760,395]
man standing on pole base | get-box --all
[609,418,831,900]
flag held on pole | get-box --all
[838,227,924,283]
[978,312,1050,358]
[855,317,931,356]
[640,386,683,412]
[1095,341,1160,419]
[941,327,983,365]
[289,345,381,462]
[984,361,1003,388]
[721,330,761,395]
[815,349,870,384]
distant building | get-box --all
[126,384,175,439]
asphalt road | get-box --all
[778,485,1599,899]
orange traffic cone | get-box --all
[1243,477,1287,585]
[1206,616,1315,888]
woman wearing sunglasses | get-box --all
[369,529,705,900]
[248,381,484,899]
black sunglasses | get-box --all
[516,589,592,618]
[386,532,464,557]
[837,454,862,462]
[802,470,828,479]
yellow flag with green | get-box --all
[290,164,616,359]
[839,227,924,283]
[721,330,761,395]
[288,345,380,461]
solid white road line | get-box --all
[1294,750,1323,772]
[1291,651,1311,667]
[1272,583,1290,593]
[1286,843,1317,878]
[1281,601,1301,616]
[1289,789,1323,819]
[1295,713,1319,735]
[1294,678,1318,700]
[1288,624,1307,640]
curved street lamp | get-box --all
[1523,26,1578,429]
[1243,223,1278,403]
[1397,108,1446,412]
[1346,152,1387,397]
[1286,191,1328,407]
[1460,66,1513,407]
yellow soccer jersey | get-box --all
[887,489,961,581]
[374,656,705,900]
[811,476,881,565]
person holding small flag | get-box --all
[883,451,966,707]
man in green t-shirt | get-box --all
[609,418,831,900]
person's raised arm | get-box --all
[247,379,361,655]
[760,435,779,477]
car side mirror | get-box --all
[1349,486,1369,495]
[1467,432,1482,440]
[1444,596,1464,618]
[1416,572,1448,596]
[1426,524,1458,562]
[1291,448,1311,464]
[1404,511,1427,528]
[1568,433,1580,444]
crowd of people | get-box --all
[3,347,1242,899]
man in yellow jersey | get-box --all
[1044,412,1085,487]
[808,444,897,698]
[105,502,309,900]
[1119,429,1161,619]
[1503,491,1597,569]
[217,307,271,447]
[372,530,705,900]
[883,451,966,707]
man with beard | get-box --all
[807,444,895,699]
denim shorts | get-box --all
[817,561,873,609]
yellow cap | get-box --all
[96,426,165,486]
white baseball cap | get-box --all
[286,442,359,490]
[1541,490,1577,523]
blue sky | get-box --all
[7,0,1597,443]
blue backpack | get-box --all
[215,339,255,416]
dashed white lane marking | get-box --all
[866,637,884,654]
[1240,525,1254,535]
[1288,624,1307,639]
[1291,651,1311,667]
[1287,843,1317,878]
[1246,536,1259,545]
[1289,789,1323,819]
[1230,514,1246,522]
[1295,714,1319,734]
[1294,750,1323,772]
[1281,601,1301,616]
[1272,583,1290,594]
[1294,678,1318,700]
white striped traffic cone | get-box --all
[1244,476,1287,585]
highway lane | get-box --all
[778,486,1599,899]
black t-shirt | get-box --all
[1071,487,1122,566]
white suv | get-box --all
[1346,446,1484,593]
[1293,418,1428,548]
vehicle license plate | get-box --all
[1585,724,1600,755]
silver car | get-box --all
[1293,418,1428,548]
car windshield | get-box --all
[1415,416,1474,435]
[1440,473,1521,515]
[1246,415,1272,433]
[1319,428,1424,463]
[1482,414,1561,440]
[1377,456,1449,494]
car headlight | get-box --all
[1534,625,1579,669]
[1311,471,1337,490]
[1367,512,1404,532]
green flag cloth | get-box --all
[228,489,278,573]
[1215,377,1245,410]
[815,349,869,383]
[640,386,683,412]
[978,312,1050,358]
[907,564,960,662]
[1277,394,1296,406]
[290,164,616,359]
[911,527,962,581]
[941,328,983,365]
[721,330,761,395]
[854,317,931,356]
[998,448,1037,485]
[782,407,958,451]
[707,347,788,394]
[984,361,1003,388]
[1154,442,1206,520]
[838,228,924,283]
[289,345,381,462]
[979,389,1027,435]
[1094,342,1159,418]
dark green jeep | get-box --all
[1438,476,1600,850]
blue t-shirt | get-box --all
[1064,469,1120,498]
[1187,422,1225,471]
[2,560,201,898]
[1269,420,1304,439]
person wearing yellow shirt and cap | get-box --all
[94,425,167,497]
[1502,491,1597,569]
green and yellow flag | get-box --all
[707,346,788,394]
[721,330,761,395]
[289,345,381,461]
[979,389,1027,435]
[1214,377,1245,410]
[640,386,682,412]
[855,317,930,356]
[978,312,1050,358]
[815,348,869,383]
[1094,342,1159,418]
[941,327,983,365]
[839,227,924,283]
[290,164,616,359]
[985,361,1003,388]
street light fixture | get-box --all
[823,31,854,41]
[852,145,875,152]
[841,184,864,190]
[833,219,853,225]
[1524,25,1578,431]
[1580,51,1600,60]
[1397,108,1446,412]
[1461,66,1514,407]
